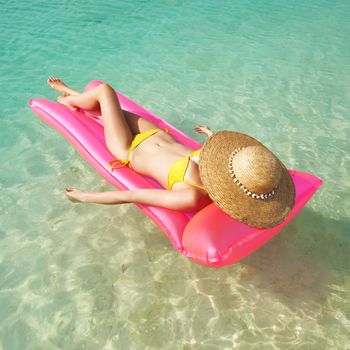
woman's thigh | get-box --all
[97,84,134,159]
[123,111,160,134]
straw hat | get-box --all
[199,131,295,228]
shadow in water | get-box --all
[236,207,349,307]
[186,207,349,311]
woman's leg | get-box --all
[122,110,162,134]
[49,78,161,134]
[61,83,133,160]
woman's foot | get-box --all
[57,95,79,111]
[47,77,80,96]
[65,188,87,203]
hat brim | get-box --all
[199,131,295,228]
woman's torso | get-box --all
[128,130,204,190]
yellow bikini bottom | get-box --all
[108,129,165,169]
[108,129,204,190]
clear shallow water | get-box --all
[1,0,349,348]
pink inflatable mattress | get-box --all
[29,80,323,267]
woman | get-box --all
[47,77,295,228]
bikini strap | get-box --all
[108,159,129,170]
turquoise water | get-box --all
[1,0,349,348]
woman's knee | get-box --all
[98,83,115,95]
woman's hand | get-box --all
[194,125,213,137]
[65,188,87,203]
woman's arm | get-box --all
[65,187,206,211]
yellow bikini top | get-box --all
[167,149,205,190]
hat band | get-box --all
[228,148,276,200]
